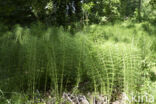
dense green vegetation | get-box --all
[0,21,155,103]
[0,0,156,26]
[0,0,156,104]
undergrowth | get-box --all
[0,21,155,104]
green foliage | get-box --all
[0,21,155,103]
[0,0,155,103]
[82,2,94,13]
[142,0,156,22]
[0,0,155,26]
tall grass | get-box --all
[0,21,155,103]
[0,24,92,94]
[82,21,156,102]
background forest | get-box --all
[0,0,156,104]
